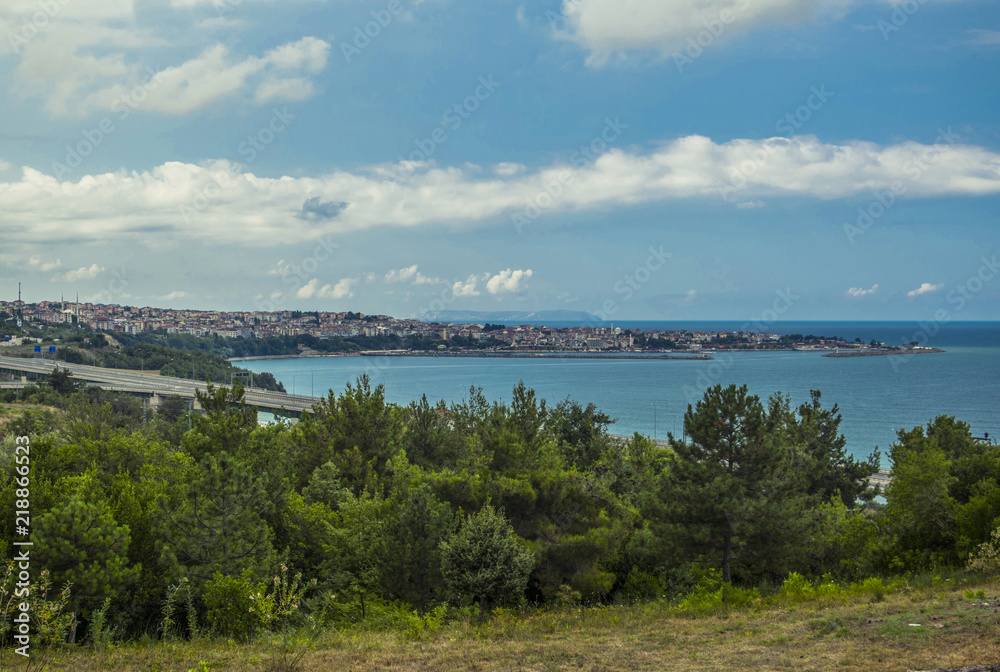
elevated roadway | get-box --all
[0,355,319,414]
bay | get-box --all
[242,321,1000,467]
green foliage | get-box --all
[203,570,266,642]
[89,597,113,650]
[34,494,139,615]
[440,505,534,623]
[157,451,276,589]
[778,572,816,602]
[657,385,815,585]
[1,373,998,647]
[380,483,458,612]
[675,571,761,614]
[290,374,404,494]
[301,461,351,510]
[967,525,1000,573]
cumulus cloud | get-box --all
[160,290,188,301]
[907,282,943,298]
[736,200,765,209]
[0,160,11,171]
[297,277,356,300]
[846,284,878,298]
[486,269,534,295]
[557,0,849,66]
[385,265,441,285]
[385,265,419,283]
[452,276,481,297]
[76,38,330,116]
[56,264,104,282]
[3,134,999,246]
[4,0,330,119]
[28,256,62,272]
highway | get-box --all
[0,355,320,414]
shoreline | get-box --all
[357,351,713,360]
[822,348,945,358]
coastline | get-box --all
[822,348,945,358]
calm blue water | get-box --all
[243,322,1000,467]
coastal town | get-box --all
[0,296,898,354]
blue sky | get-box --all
[0,0,998,321]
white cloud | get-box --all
[28,256,62,272]
[255,77,316,103]
[385,265,419,283]
[452,276,481,297]
[56,264,104,282]
[558,0,850,66]
[297,278,320,299]
[0,160,10,171]
[385,265,442,285]
[160,291,188,301]
[298,277,356,299]
[321,278,356,299]
[3,134,999,246]
[736,200,765,209]
[907,282,943,298]
[846,284,878,298]
[4,0,330,119]
[963,29,1000,48]
[486,269,534,295]
[77,38,329,116]
[494,162,526,176]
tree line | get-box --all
[0,375,997,646]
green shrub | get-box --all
[778,572,816,602]
[676,584,760,614]
[203,570,266,642]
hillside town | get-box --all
[0,296,872,352]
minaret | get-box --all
[61,292,64,311]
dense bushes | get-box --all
[0,375,997,653]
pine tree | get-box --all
[381,484,458,612]
[157,452,275,589]
[658,384,811,586]
[440,505,534,623]
[34,495,139,641]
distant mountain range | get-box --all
[417,310,605,325]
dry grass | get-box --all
[10,575,999,672]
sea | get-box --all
[241,321,1000,468]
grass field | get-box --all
[8,574,998,672]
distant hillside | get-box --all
[419,309,605,325]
